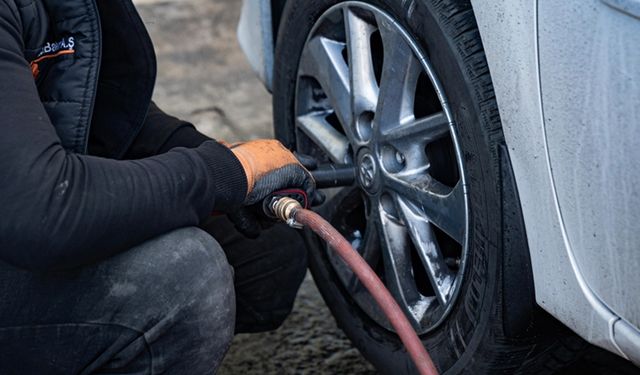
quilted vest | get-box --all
[16,0,157,158]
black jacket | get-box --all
[0,0,247,271]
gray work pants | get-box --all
[0,222,308,375]
[0,215,307,375]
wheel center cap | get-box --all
[358,153,378,191]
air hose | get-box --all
[269,197,439,375]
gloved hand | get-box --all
[227,140,315,238]
[230,140,315,205]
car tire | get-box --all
[273,0,585,373]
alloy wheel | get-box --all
[294,1,469,334]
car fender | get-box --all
[237,0,275,90]
[471,0,640,364]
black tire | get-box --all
[273,0,584,373]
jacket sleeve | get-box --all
[0,4,247,272]
[123,102,213,159]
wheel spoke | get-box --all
[396,196,455,304]
[374,16,421,132]
[376,203,433,326]
[297,111,350,164]
[344,9,378,115]
[382,112,450,144]
[299,36,352,130]
[384,176,466,244]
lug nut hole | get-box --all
[356,111,375,142]
[381,145,406,173]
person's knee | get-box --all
[152,227,236,333]
[173,227,236,332]
[167,227,236,307]
[106,227,236,372]
[167,228,236,370]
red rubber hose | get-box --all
[293,208,439,375]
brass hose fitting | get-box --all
[270,197,303,227]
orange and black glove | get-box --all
[227,140,315,238]
[230,140,315,206]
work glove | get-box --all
[227,140,315,238]
[230,140,315,206]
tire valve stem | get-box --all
[445,257,460,268]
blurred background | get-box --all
[134,0,375,373]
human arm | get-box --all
[123,101,213,159]
[0,4,246,271]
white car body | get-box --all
[237,0,640,364]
